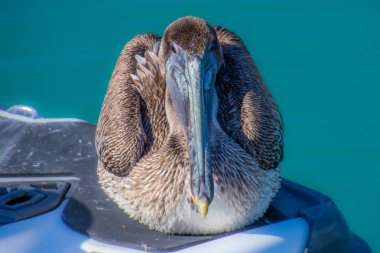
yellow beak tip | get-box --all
[192,195,197,205]
[198,199,209,218]
[192,195,209,218]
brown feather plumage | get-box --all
[96,17,282,234]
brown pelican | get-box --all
[96,16,283,235]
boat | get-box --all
[0,106,371,253]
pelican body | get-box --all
[96,17,283,235]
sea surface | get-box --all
[1,0,379,251]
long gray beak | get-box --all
[186,55,214,218]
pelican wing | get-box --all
[96,33,164,176]
[215,26,284,169]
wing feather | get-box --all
[214,26,284,169]
[95,33,162,176]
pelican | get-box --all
[95,16,283,235]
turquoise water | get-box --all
[1,0,379,251]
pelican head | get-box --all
[158,17,224,218]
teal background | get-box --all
[1,0,379,251]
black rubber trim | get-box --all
[271,179,371,253]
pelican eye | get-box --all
[170,42,178,54]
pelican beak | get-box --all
[186,54,214,218]
[165,46,218,218]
